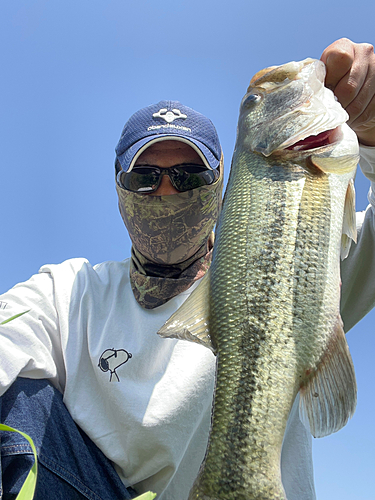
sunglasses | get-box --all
[117,163,219,194]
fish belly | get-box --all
[189,150,340,500]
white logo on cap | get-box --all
[152,108,187,123]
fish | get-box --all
[158,58,359,499]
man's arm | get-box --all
[319,39,375,330]
[340,148,375,331]
[0,271,62,395]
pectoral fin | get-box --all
[310,154,359,175]
[341,179,357,259]
[157,269,215,353]
[299,316,357,438]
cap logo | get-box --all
[152,108,187,123]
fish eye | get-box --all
[242,93,261,107]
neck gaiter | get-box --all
[116,161,223,308]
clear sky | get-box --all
[1,1,374,498]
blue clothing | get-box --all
[0,378,137,500]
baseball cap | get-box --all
[115,100,222,172]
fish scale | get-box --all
[292,166,332,374]
[158,58,358,500]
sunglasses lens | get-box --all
[170,165,218,192]
[118,167,161,193]
[117,164,219,193]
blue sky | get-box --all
[1,1,374,498]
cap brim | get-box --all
[117,135,220,172]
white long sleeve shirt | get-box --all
[1,146,375,500]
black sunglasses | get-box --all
[117,163,219,194]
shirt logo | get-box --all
[98,348,132,382]
[152,108,187,123]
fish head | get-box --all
[237,58,358,168]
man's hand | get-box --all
[321,38,375,147]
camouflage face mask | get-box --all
[116,159,223,308]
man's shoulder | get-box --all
[39,257,90,275]
[39,257,129,273]
[38,257,131,288]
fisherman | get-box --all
[0,37,374,500]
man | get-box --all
[0,38,375,500]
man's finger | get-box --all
[333,51,369,112]
[320,38,355,91]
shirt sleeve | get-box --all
[340,145,375,332]
[0,271,64,396]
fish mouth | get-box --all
[243,59,349,157]
[285,126,342,152]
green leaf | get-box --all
[133,492,157,500]
[0,310,31,325]
[0,424,38,500]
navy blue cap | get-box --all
[115,100,221,172]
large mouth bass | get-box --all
[158,58,359,499]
